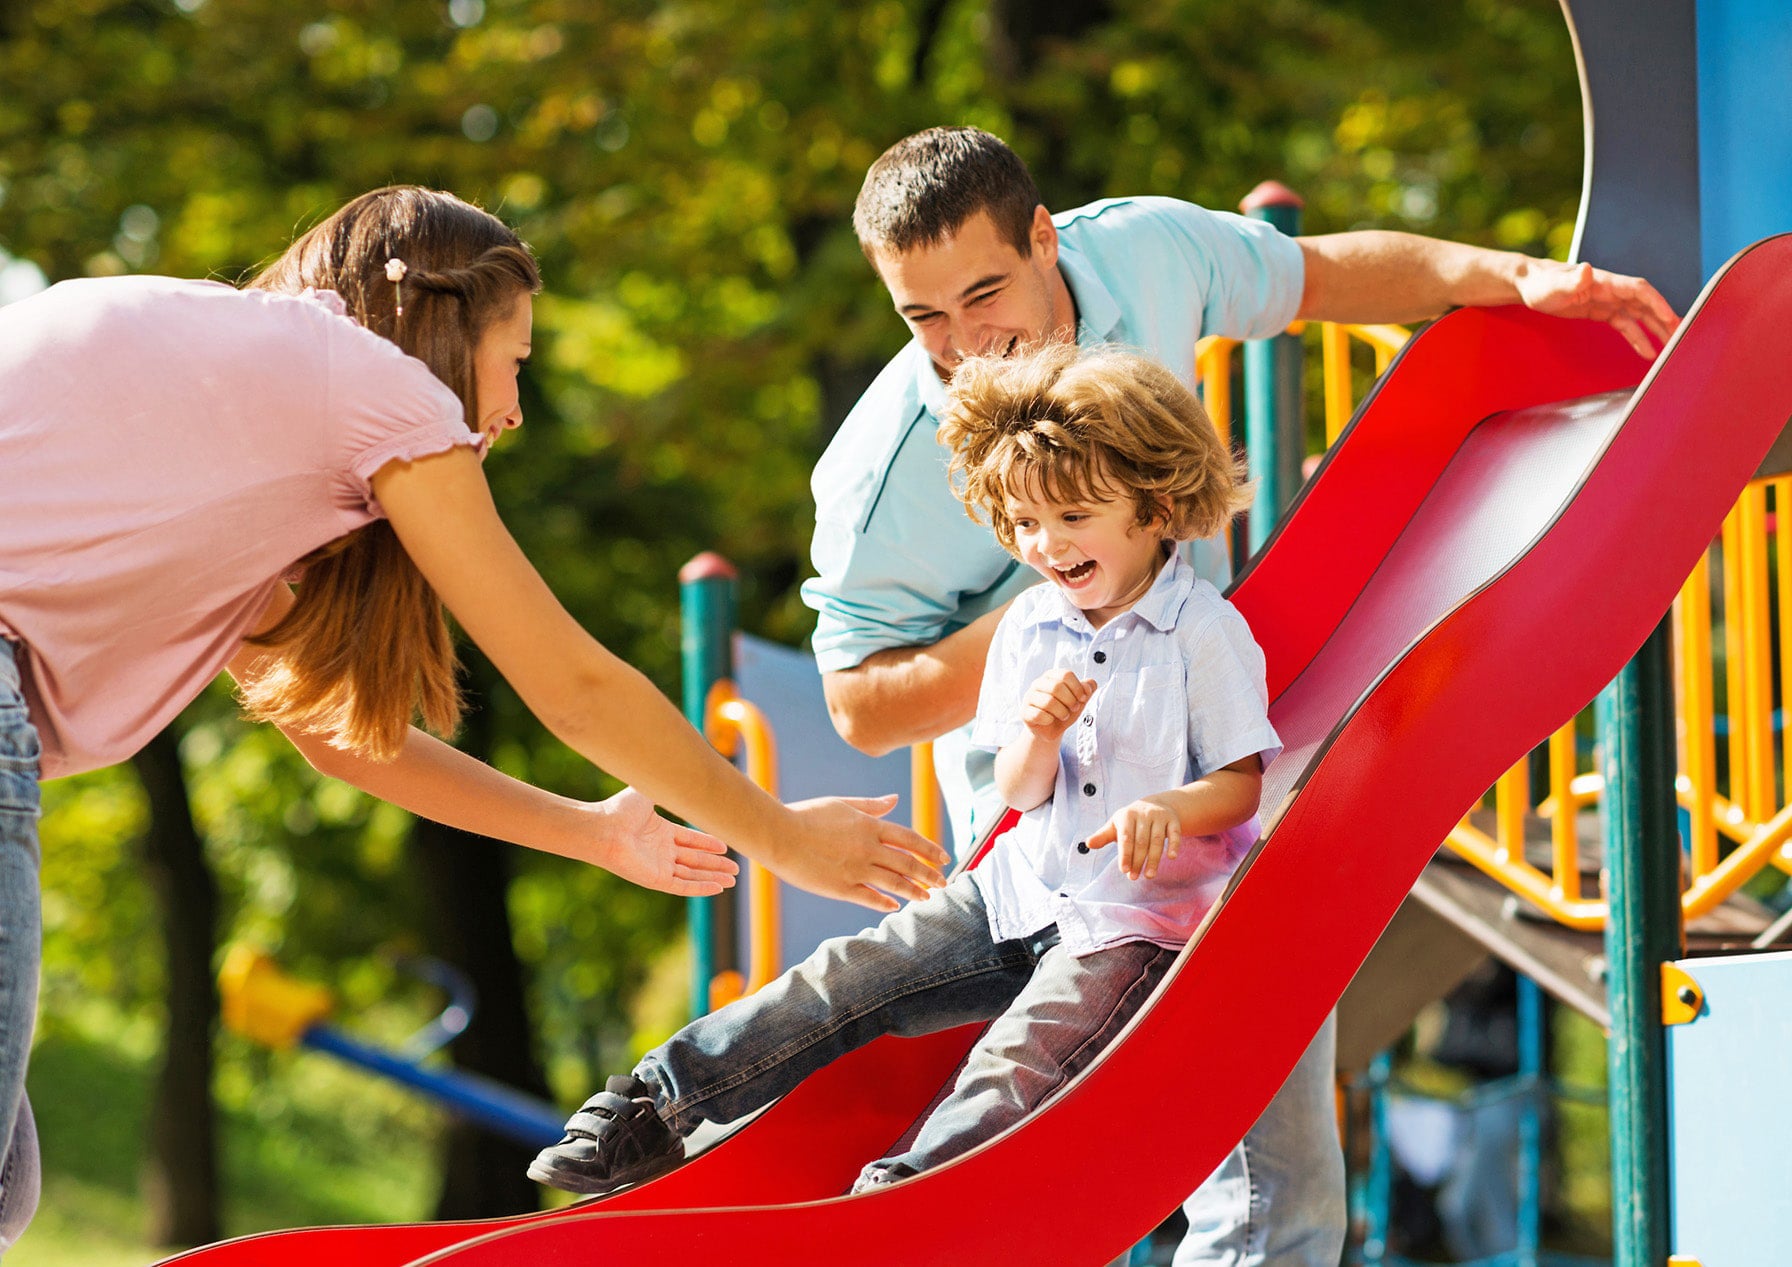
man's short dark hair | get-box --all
[852,127,1044,261]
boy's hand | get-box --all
[1087,797,1181,882]
[1020,669,1096,742]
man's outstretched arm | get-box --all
[821,606,1008,756]
[1296,231,1680,358]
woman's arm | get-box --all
[369,447,950,911]
[228,590,739,896]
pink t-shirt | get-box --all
[0,275,483,778]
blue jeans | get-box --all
[1174,1011,1345,1267]
[0,641,42,1255]
[638,874,1177,1189]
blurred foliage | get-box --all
[3,0,1585,1199]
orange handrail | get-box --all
[705,681,782,997]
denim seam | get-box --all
[1047,946,1175,1089]
[1240,1134,1260,1258]
[661,946,1034,1125]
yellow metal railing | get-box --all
[910,740,944,847]
[1206,321,1792,933]
[704,683,947,1005]
[705,680,781,1003]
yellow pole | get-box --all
[1321,323,1353,445]
[1549,722,1581,902]
[1721,506,1747,817]
[1498,761,1529,869]
[1680,555,1719,879]
[911,741,943,846]
[1196,335,1237,446]
[707,685,783,996]
[1777,480,1792,870]
[1741,487,1774,819]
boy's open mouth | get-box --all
[1054,560,1096,583]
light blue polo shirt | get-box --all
[802,196,1304,850]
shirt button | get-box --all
[1092,650,1107,664]
[1081,714,1094,726]
[1075,841,1089,854]
[1083,782,1097,797]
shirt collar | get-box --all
[1058,238,1125,345]
[1021,546,1193,633]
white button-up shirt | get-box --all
[968,552,1282,956]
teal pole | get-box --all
[679,551,738,1021]
[1239,181,1306,553]
[1596,618,1681,1267]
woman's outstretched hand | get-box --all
[773,794,951,912]
[591,786,739,896]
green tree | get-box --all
[2,0,1585,1246]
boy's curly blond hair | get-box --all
[938,342,1252,554]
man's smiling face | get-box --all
[871,205,1075,380]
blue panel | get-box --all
[1563,0,1705,312]
[1697,0,1792,278]
[734,632,924,970]
[1665,949,1792,1263]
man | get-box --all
[801,127,1674,1265]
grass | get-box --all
[14,1019,449,1267]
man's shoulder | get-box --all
[811,342,934,518]
[1053,195,1211,243]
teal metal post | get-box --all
[1596,618,1681,1267]
[1239,181,1306,552]
[1516,974,1543,1265]
[679,551,738,1021]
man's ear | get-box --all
[1030,205,1059,267]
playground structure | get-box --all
[166,1,1792,1264]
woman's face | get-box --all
[472,291,534,447]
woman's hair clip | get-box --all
[385,257,408,316]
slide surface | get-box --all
[156,233,1792,1267]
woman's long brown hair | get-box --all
[240,187,540,760]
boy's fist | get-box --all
[1020,669,1096,740]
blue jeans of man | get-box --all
[1174,1010,1344,1266]
[0,640,43,1256]
[638,874,1177,1189]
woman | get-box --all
[0,186,948,1246]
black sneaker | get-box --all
[527,1074,684,1195]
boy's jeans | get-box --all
[638,874,1176,1185]
[0,640,42,1255]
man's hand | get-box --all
[1514,258,1680,359]
[1087,796,1181,882]
[1020,669,1096,743]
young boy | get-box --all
[528,342,1279,1197]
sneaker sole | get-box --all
[526,1149,681,1197]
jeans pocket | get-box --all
[0,715,39,817]
[0,708,40,777]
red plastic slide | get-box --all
[156,233,1792,1267]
